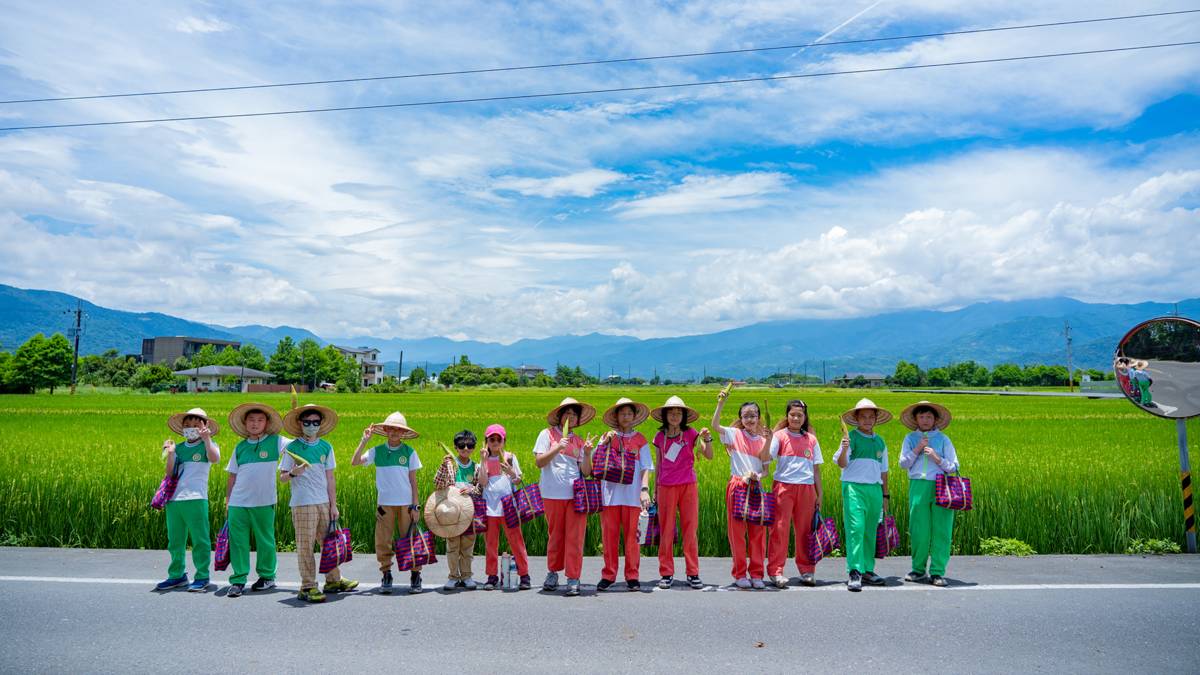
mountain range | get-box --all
[1,283,1195,379]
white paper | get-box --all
[665,442,683,463]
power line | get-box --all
[1,9,1196,105]
[2,40,1197,132]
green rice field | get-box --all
[0,388,1196,557]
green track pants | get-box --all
[166,499,211,579]
[228,505,276,585]
[842,482,882,574]
[908,479,954,576]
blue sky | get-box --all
[1,1,1198,342]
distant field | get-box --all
[0,388,1195,557]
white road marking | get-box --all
[0,576,301,589]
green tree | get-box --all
[297,339,323,388]
[407,366,427,386]
[990,363,1023,386]
[43,333,73,393]
[131,363,176,391]
[268,337,300,383]
[217,345,242,366]
[239,344,267,371]
[191,344,219,367]
[891,360,922,387]
[926,367,950,387]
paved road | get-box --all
[1,548,1198,673]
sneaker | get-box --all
[596,578,614,592]
[518,575,532,590]
[931,575,948,587]
[861,571,886,586]
[658,576,673,589]
[444,579,459,591]
[250,578,275,592]
[904,571,928,583]
[298,587,326,603]
[734,577,752,589]
[626,579,640,591]
[324,579,359,593]
[687,575,704,589]
[155,574,188,591]
[751,578,766,590]
[542,571,560,591]
[380,571,394,594]
[799,573,816,587]
[772,575,789,589]
[227,583,245,598]
[565,578,581,596]
[410,571,423,594]
[847,571,862,592]
[484,576,499,591]
[187,578,209,593]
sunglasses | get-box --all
[300,420,322,427]
[456,443,476,449]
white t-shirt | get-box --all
[481,452,522,517]
[767,430,823,485]
[719,425,765,478]
[601,432,654,508]
[171,441,220,501]
[363,442,422,506]
[226,435,290,507]
[280,438,337,507]
[534,427,586,500]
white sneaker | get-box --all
[772,575,789,589]
[751,578,766,589]
[443,579,458,591]
[734,577,752,589]
[462,578,477,590]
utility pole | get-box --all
[1064,320,1074,392]
[64,300,83,394]
[398,350,404,381]
[822,361,827,385]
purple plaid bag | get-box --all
[805,509,840,563]
[593,436,639,485]
[213,521,231,571]
[935,472,973,511]
[875,514,900,558]
[572,477,604,514]
[731,481,776,526]
[319,519,353,574]
[394,525,437,571]
[639,502,660,547]
[471,494,488,534]
[500,484,544,529]
[149,464,182,510]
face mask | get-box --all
[182,427,201,442]
[301,421,321,438]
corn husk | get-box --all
[720,381,734,397]
[286,450,310,467]
[562,417,571,438]
[290,384,299,410]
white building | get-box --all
[334,345,385,387]
[172,366,274,393]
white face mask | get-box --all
[182,427,201,442]
[301,421,322,438]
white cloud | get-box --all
[493,168,625,198]
[174,17,232,34]
[615,172,790,219]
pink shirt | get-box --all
[653,428,700,486]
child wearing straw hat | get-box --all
[595,398,655,592]
[224,402,289,598]
[833,398,892,592]
[279,403,358,602]
[156,408,221,592]
[898,400,959,587]
[351,411,424,594]
[534,397,597,597]
[441,429,482,590]
[759,399,823,588]
[477,423,531,591]
[649,395,712,590]
[711,388,770,589]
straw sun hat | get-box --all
[227,402,283,438]
[898,400,952,431]
[371,411,419,439]
[167,407,219,436]
[423,488,474,538]
[602,397,651,428]
[649,396,700,425]
[546,397,596,427]
[840,398,893,427]
[282,403,339,437]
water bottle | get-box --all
[501,551,512,588]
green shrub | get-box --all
[980,537,1036,556]
[1125,538,1182,555]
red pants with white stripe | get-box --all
[544,498,586,580]
[484,516,530,577]
[768,482,818,576]
[601,505,641,582]
[726,477,766,580]
[657,482,700,577]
